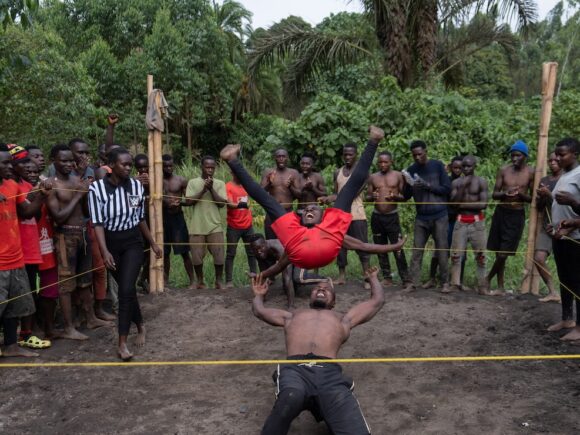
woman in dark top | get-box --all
[88,148,162,361]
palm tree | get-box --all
[211,0,253,63]
[248,0,537,90]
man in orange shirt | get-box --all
[225,173,258,288]
[0,144,49,357]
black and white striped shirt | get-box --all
[89,175,145,231]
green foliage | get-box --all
[0,25,100,147]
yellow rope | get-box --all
[1,354,580,369]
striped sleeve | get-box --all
[88,181,105,226]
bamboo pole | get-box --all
[147,74,165,294]
[520,62,558,294]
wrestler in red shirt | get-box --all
[220,126,405,278]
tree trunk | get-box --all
[415,0,438,79]
[374,0,411,87]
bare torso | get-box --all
[284,309,348,358]
[496,165,534,210]
[294,172,325,209]
[368,170,404,214]
[163,174,187,215]
[262,167,299,209]
[452,175,487,214]
[52,175,86,226]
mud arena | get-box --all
[2,281,579,434]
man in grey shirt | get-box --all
[548,138,580,342]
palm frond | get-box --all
[248,23,374,95]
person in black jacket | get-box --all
[402,140,451,293]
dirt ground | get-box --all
[1,281,580,435]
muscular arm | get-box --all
[491,169,506,200]
[343,234,404,253]
[251,275,293,326]
[366,177,376,202]
[16,192,45,219]
[260,169,272,189]
[259,253,291,279]
[342,271,384,330]
[450,178,461,202]
[252,295,293,327]
[312,174,327,197]
[517,169,535,203]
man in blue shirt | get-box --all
[403,140,451,293]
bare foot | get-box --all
[461,285,472,292]
[478,288,494,296]
[215,281,224,290]
[2,344,39,358]
[561,327,580,341]
[402,283,415,293]
[135,326,146,347]
[539,293,561,303]
[197,282,206,290]
[45,330,63,340]
[547,320,576,332]
[118,343,134,361]
[382,279,393,287]
[336,272,346,286]
[422,279,435,289]
[95,309,116,322]
[59,328,89,341]
[220,144,241,161]
[440,284,452,294]
[87,317,115,330]
[225,281,234,289]
[488,289,505,297]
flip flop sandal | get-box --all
[18,335,51,349]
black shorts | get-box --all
[264,354,371,434]
[163,211,189,256]
[487,207,525,256]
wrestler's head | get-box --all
[309,280,335,310]
[248,234,269,260]
[300,204,323,227]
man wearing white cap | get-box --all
[484,140,534,294]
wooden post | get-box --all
[520,62,558,294]
[147,74,165,294]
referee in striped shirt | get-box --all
[89,147,162,361]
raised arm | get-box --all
[251,275,293,327]
[342,267,385,330]
[105,114,118,148]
